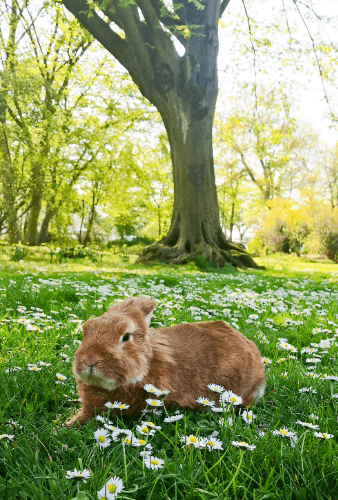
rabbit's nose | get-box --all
[88,365,95,375]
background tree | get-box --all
[61,0,259,268]
[216,84,312,202]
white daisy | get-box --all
[136,424,156,436]
[207,383,225,393]
[131,436,149,447]
[181,434,206,448]
[145,399,164,407]
[273,427,297,444]
[163,414,184,423]
[97,476,124,499]
[56,372,67,381]
[299,387,317,393]
[262,357,272,365]
[28,364,42,372]
[105,401,130,410]
[231,441,256,450]
[241,410,256,424]
[38,361,51,367]
[140,421,161,429]
[204,437,224,451]
[111,428,134,444]
[143,384,161,396]
[143,455,165,470]
[0,434,14,440]
[314,432,334,439]
[220,391,242,406]
[296,420,320,430]
[94,428,112,449]
[196,397,215,407]
[65,468,91,483]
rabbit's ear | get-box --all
[82,318,96,337]
[108,296,156,324]
[134,297,156,325]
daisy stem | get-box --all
[122,440,128,485]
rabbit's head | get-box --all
[73,297,156,391]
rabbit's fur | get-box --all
[66,296,265,427]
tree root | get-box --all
[137,241,264,270]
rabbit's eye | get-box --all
[120,333,132,344]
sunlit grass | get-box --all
[1,254,338,499]
[255,252,338,276]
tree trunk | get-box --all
[0,94,20,244]
[138,92,260,269]
[24,160,44,246]
[229,201,235,242]
[82,193,96,247]
[37,201,56,245]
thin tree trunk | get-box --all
[0,93,19,243]
[82,193,96,247]
[37,201,57,245]
[78,199,85,244]
[229,201,235,242]
[25,159,44,246]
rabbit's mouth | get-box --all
[76,366,118,391]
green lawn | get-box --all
[1,255,338,499]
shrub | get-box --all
[11,245,27,262]
[58,247,97,263]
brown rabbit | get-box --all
[66,296,265,427]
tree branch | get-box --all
[292,0,335,121]
[220,0,231,18]
[62,0,129,70]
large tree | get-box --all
[61,0,259,268]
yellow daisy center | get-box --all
[107,484,116,493]
[139,439,146,444]
[149,388,155,392]
[247,414,252,419]
[99,435,106,442]
[230,397,237,402]
[142,427,149,433]
[150,459,159,465]
[323,434,328,438]
[240,442,248,446]
[147,422,155,426]
[118,404,124,408]
[203,400,209,404]
[189,436,197,443]
[207,441,215,446]
[150,401,158,406]
[280,430,288,435]
[124,438,131,444]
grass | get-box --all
[1,253,338,499]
